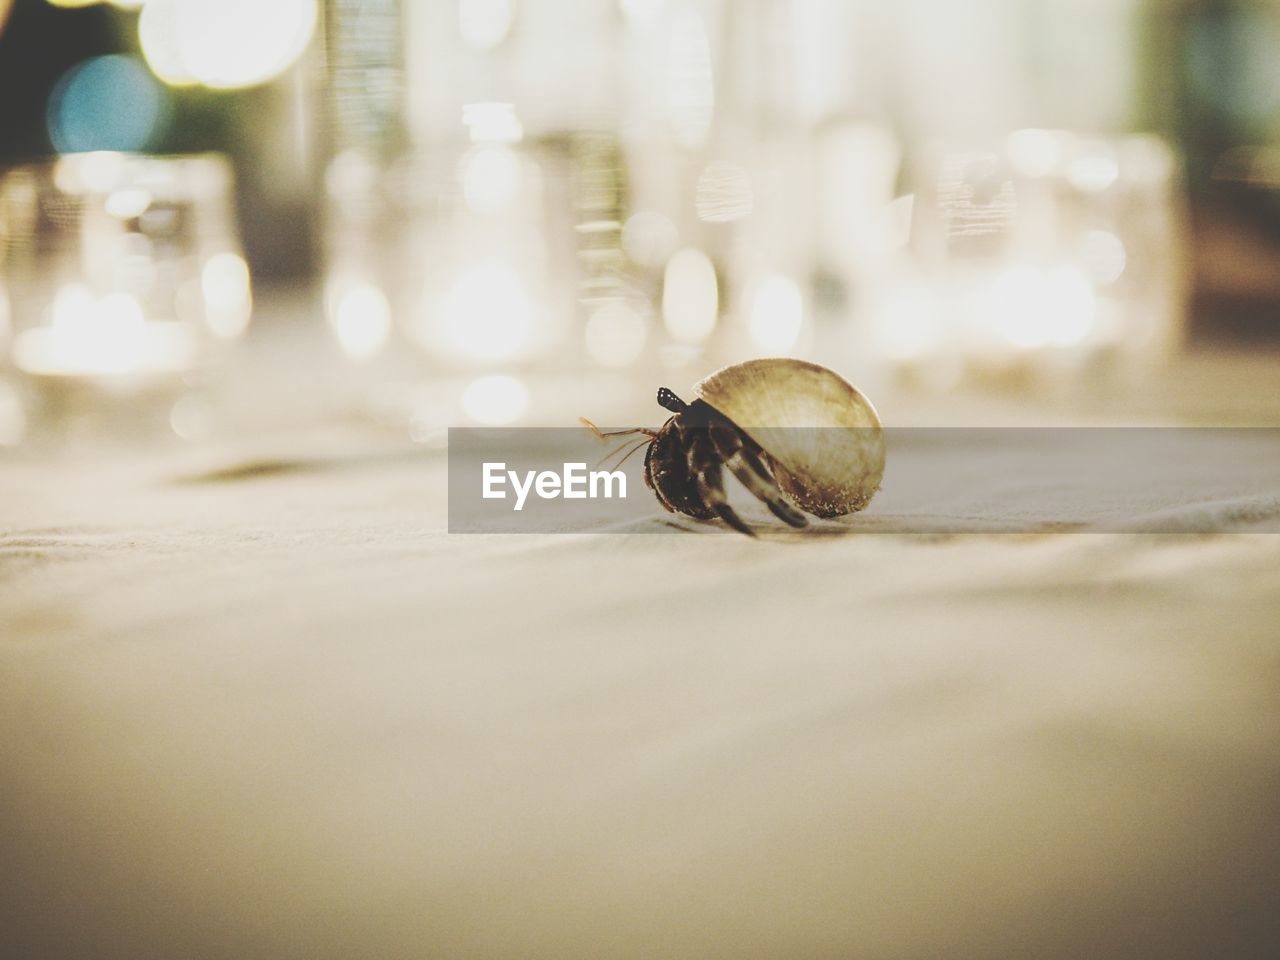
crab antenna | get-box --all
[656,387,688,413]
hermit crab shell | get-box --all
[694,358,885,518]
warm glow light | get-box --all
[873,287,938,361]
[104,188,152,219]
[45,0,101,7]
[53,151,128,195]
[986,265,1096,349]
[459,0,513,50]
[442,263,535,361]
[463,374,528,426]
[747,275,804,352]
[462,102,523,144]
[1068,146,1120,194]
[622,211,678,267]
[667,5,714,149]
[201,252,252,339]
[140,0,317,91]
[459,144,522,214]
[585,302,647,367]
[1006,128,1065,178]
[15,286,197,376]
[695,161,754,223]
[138,0,196,86]
[328,281,391,360]
[662,248,717,344]
[1080,229,1126,285]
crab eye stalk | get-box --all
[656,387,688,413]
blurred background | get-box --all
[1,0,1279,442]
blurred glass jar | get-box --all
[872,130,1188,380]
[0,152,251,435]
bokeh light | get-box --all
[986,265,1096,349]
[1068,143,1120,194]
[328,280,392,360]
[1080,230,1127,285]
[872,285,940,362]
[622,211,678,268]
[463,374,529,426]
[47,55,171,154]
[138,0,197,86]
[442,263,536,361]
[662,248,718,344]
[201,252,253,340]
[139,0,318,91]
[459,144,522,214]
[104,187,153,220]
[1005,128,1065,179]
[53,151,128,194]
[747,275,804,353]
[458,0,513,51]
[463,102,523,143]
[585,301,647,368]
[15,285,197,377]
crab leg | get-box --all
[710,426,808,528]
[685,429,755,537]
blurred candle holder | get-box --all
[873,130,1189,387]
[0,152,251,443]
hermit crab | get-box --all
[583,358,884,536]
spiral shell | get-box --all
[694,358,884,517]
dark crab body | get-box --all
[585,358,885,536]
